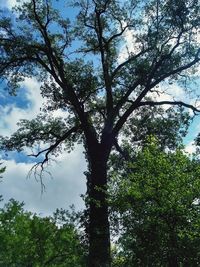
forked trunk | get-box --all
[87,144,111,267]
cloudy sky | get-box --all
[0,75,87,215]
[0,0,199,216]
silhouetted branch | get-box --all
[138,101,200,114]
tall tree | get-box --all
[0,1,199,266]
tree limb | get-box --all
[28,125,79,163]
[113,138,130,161]
[113,48,200,136]
[111,48,150,80]
[138,100,200,114]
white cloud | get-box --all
[148,83,186,103]
[0,145,86,215]
[117,27,137,63]
[0,0,25,9]
[6,0,17,8]
[0,77,43,136]
[185,141,196,154]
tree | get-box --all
[110,140,200,267]
[0,199,86,266]
[0,1,199,265]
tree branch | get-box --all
[147,30,185,85]
[94,6,113,114]
[32,0,65,80]
[113,47,200,136]
[106,24,130,46]
[28,125,79,162]
[150,49,200,88]
[27,125,80,192]
[111,48,150,80]
[113,138,130,161]
[138,100,200,114]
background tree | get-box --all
[0,199,86,266]
[110,140,200,267]
[0,0,199,265]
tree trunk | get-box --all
[86,144,111,267]
[168,256,179,267]
[168,230,179,267]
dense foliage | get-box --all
[110,140,200,267]
[0,200,86,267]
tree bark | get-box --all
[86,143,111,267]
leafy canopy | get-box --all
[0,0,199,167]
[0,199,86,267]
[110,139,200,266]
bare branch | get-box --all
[32,0,65,81]
[93,4,113,114]
[26,125,79,193]
[28,125,79,159]
[44,0,51,28]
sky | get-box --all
[0,0,199,215]
[0,76,87,215]
[0,0,87,215]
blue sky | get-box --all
[0,0,199,215]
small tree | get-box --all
[0,1,199,265]
[0,199,86,266]
[110,140,200,267]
